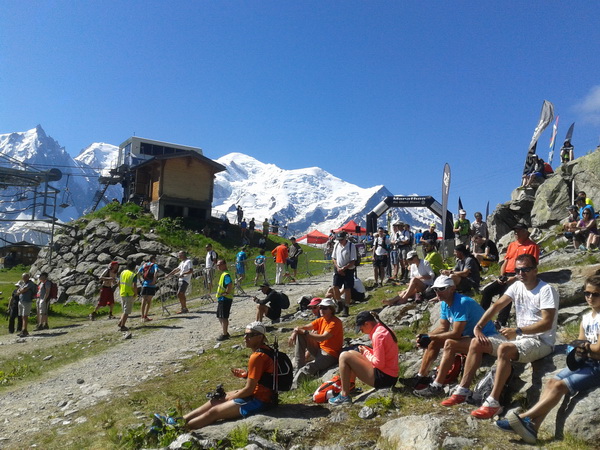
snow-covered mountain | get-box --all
[212,152,439,237]
[0,126,120,243]
[0,127,440,245]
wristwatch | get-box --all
[515,327,523,336]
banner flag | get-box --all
[565,122,575,142]
[458,197,464,212]
[523,100,554,176]
[441,163,451,241]
[548,116,559,165]
[485,201,489,221]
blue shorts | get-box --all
[233,396,268,417]
[554,362,600,395]
[236,263,245,275]
[389,250,399,265]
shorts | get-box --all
[217,298,233,319]
[205,268,215,283]
[389,250,399,265]
[98,286,115,306]
[233,396,269,418]
[255,265,265,274]
[398,246,411,260]
[236,263,245,275]
[177,280,189,295]
[374,368,398,389]
[373,254,388,268]
[141,286,157,296]
[37,297,49,315]
[554,362,600,395]
[121,296,135,315]
[333,269,355,290]
[487,334,553,364]
[265,307,281,322]
[286,258,298,270]
[18,300,32,317]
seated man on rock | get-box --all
[423,240,445,276]
[288,298,343,388]
[441,254,559,419]
[383,251,434,306]
[411,275,497,394]
[254,282,285,324]
[495,274,600,444]
[471,233,499,266]
[440,244,480,293]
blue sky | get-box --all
[1,1,599,220]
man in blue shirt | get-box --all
[413,275,497,397]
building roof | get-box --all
[132,150,226,173]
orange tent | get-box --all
[297,229,329,244]
[334,220,366,235]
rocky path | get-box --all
[0,267,368,448]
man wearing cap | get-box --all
[454,210,471,247]
[287,237,303,280]
[271,242,289,285]
[89,261,119,320]
[422,223,439,247]
[288,297,344,388]
[383,251,434,306]
[441,254,558,420]
[331,231,357,317]
[205,244,218,292]
[216,260,234,341]
[441,244,480,293]
[183,321,275,430]
[479,223,539,327]
[412,275,497,397]
[372,227,391,287]
[254,282,284,323]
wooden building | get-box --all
[117,137,226,221]
[0,241,41,268]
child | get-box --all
[254,249,267,285]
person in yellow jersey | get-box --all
[118,261,139,332]
[216,260,234,341]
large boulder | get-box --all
[379,415,446,450]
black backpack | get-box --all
[467,365,513,406]
[278,292,290,309]
[256,339,294,396]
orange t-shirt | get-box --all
[271,245,288,264]
[247,347,275,403]
[311,316,344,358]
[503,238,539,274]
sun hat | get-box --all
[308,297,322,307]
[319,298,336,308]
[407,250,418,260]
[246,321,266,335]
[432,275,454,289]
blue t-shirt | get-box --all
[236,251,247,274]
[440,293,496,337]
[138,262,159,288]
[255,255,266,266]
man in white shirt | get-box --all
[383,251,434,305]
[167,251,194,314]
[331,231,357,317]
[205,244,217,292]
[372,227,391,287]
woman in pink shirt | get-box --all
[329,311,398,405]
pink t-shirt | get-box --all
[363,323,398,377]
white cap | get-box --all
[319,298,337,308]
[432,275,455,289]
[246,321,266,335]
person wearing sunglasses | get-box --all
[496,275,600,444]
[573,207,598,251]
[288,298,343,389]
[442,254,559,420]
[182,322,274,430]
[412,275,497,397]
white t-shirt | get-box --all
[353,277,366,294]
[332,241,357,268]
[373,236,390,256]
[505,279,559,346]
[409,259,435,286]
[205,250,217,270]
[178,258,193,283]
[582,311,600,344]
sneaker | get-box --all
[413,376,432,390]
[328,394,351,405]
[216,333,230,341]
[471,403,503,419]
[18,330,30,337]
[43,324,49,330]
[413,383,445,398]
[508,411,537,444]
[495,418,516,434]
[88,313,96,321]
[119,326,129,332]
[153,413,177,426]
[441,389,471,407]
[176,308,189,314]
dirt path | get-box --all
[0,267,369,447]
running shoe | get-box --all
[441,388,471,407]
[328,394,351,405]
[495,418,515,433]
[413,376,432,390]
[413,383,444,398]
[508,411,537,444]
[471,403,503,419]
[216,333,230,341]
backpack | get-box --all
[431,353,465,385]
[312,375,343,403]
[142,263,156,281]
[48,281,58,299]
[467,365,513,407]
[351,242,362,267]
[256,340,294,396]
[278,292,290,309]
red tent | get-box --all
[334,220,366,235]
[297,229,329,244]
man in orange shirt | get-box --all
[288,298,343,388]
[480,223,539,327]
[271,243,289,285]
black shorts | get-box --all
[217,298,233,319]
[177,280,189,295]
[141,286,157,296]
[373,254,388,268]
[286,258,298,269]
[265,307,281,321]
[374,368,398,389]
[333,269,355,290]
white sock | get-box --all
[455,386,471,396]
[430,381,442,388]
[417,373,425,378]
[484,396,500,407]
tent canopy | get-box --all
[334,219,366,235]
[297,229,329,244]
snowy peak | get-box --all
[74,143,119,175]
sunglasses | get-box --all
[433,286,448,292]
[515,267,535,274]
[309,306,319,309]
[584,291,600,298]
[244,332,262,338]
[319,306,331,310]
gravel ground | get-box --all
[0,265,372,448]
